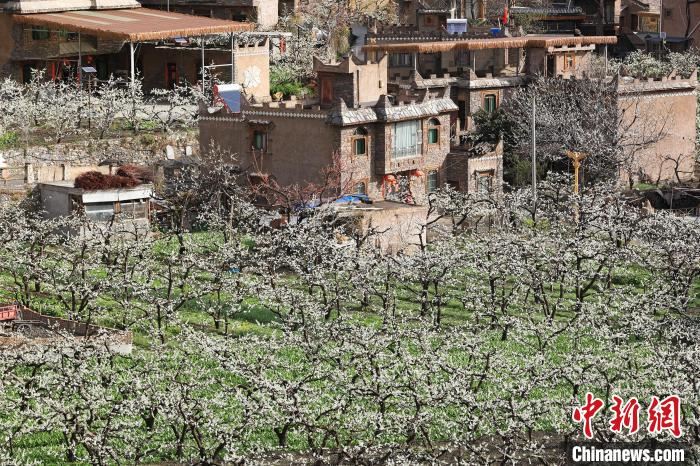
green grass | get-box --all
[633,182,660,191]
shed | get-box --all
[39,181,153,232]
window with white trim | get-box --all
[392,120,422,159]
[353,127,368,156]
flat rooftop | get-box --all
[40,181,153,192]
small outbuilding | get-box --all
[39,181,153,233]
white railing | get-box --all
[392,143,422,159]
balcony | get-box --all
[392,144,422,160]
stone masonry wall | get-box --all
[0,132,198,190]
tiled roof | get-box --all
[377,98,457,121]
[327,105,378,125]
[510,6,584,16]
[459,76,528,89]
[406,73,528,89]
[327,96,457,125]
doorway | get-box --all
[546,55,556,77]
[95,56,109,81]
[165,63,178,89]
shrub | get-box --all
[140,134,156,146]
[270,68,313,98]
[667,49,700,78]
[621,51,670,78]
[0,131,19,149]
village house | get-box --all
[411,0,668,54]
[0,0,253,91]
[516,0,684,54]
[658,0,700,49]
[363,28,616,133]
[398,0,695,55]
[199,53,503,202]
[362,25,696,185]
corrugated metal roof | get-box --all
[2,0,140,14]
[12,7,252,41]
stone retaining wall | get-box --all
[0,131,198,191]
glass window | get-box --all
[392,120,422,159]
[31,28,50,41]
[428,129,439,144]
[639,15,659,32]
[427,118,440,145]
[354,137,366,155]
[120,200,147,218]
[427,171,439,192]
[253,131,266,151]
[58,30,79,41]
[353,127,368,156]
[84,202,115,221]
[390,53,414,67]
[484,94,497,113]
[354,182,367,195]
